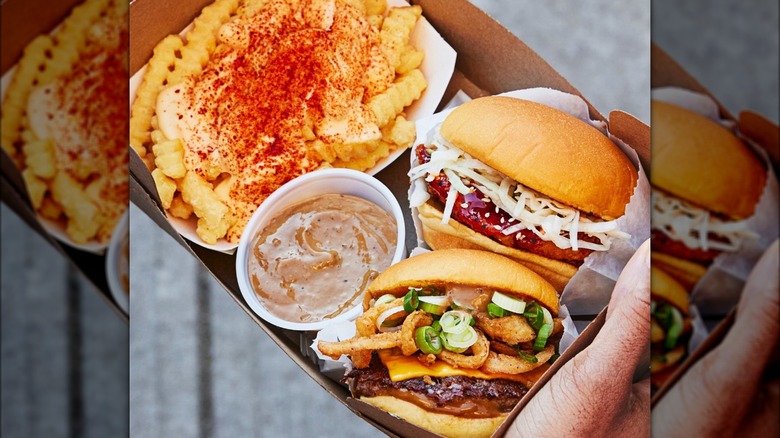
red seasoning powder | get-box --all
[28,13,129,243]
[173,0,386,242]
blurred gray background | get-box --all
[129,1,650,437]
[653,0,779,121]
[1,204,129,437]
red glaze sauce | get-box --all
[650,230,720,264]
[416,144,596,263]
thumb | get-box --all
[586,239,652,381]
[709,239,779,379]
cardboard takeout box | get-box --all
[0,0,127,319]
[649,43,778,406]
[129,0,650,435]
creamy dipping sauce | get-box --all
[248,194,397,323]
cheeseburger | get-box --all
[651,100,766,290]
[408,96,638,291]
[651,266,692,390]
[318,249,563,438]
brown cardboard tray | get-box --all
[649,43,778,405]
[129,0,650,435]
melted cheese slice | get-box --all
[378,350,549,386]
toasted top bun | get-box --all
[367,249,559,315]
[651,265,689,314]
[651,100,766,219]
[440,96,637,220]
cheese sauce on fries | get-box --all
[137,0,427,244]
[1,0,129,245]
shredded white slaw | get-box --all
[408,125,630,252]
[652,190,757,252]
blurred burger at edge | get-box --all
[651,99,767,291]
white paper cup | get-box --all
[105,211,129,314]
[235,168,406,331]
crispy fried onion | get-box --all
[471,294,491,312]
[317,332,401,361]
[475,313,536,344]
[401,310,433,356]
[480,345,555,375]
[417,353,437,367]
[489,340,519,357]
[352,298,404,368]
[358,298,405,335]
[437,329,490,369]
[338,298,404,368]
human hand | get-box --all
[507,239,651,437]
[652,239,779,438]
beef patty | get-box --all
[346,354,529,418]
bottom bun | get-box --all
[418,203,577,292]
[361,395,507,438]
[651,251,707,292]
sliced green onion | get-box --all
[431,320,442,333]
[517,351,538,363]
[440,332,468,353]
[469,316,475,326]
[374,294,396,307]
[654,304,673,330]
[491,291,526,314]
[541,307,553,325]
[442,326,478,351]
[403,289,419,313]
[415,326,443,354]
[380,318,403,328]
[549,353,561,364]
[533,323,553,352]
[439,310,472,334]
[419,301,447,315]
[446,326,478,348]
[418,296,450,315]
[665,307,684,350]
[487,303,506,318]
[376,305,406,332]
[523,303,544,332]
[419,295,450,306]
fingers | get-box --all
[652,241,779,437]
[510,242,653,436]
[710,239,779,379]
[588,239,652,379]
